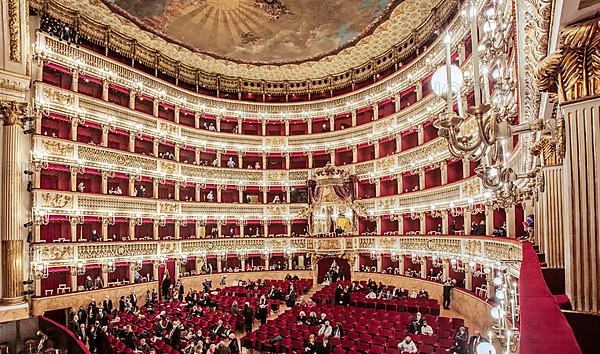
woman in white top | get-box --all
[421,321,434,336]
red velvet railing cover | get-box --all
[39,316,90,354]
[519,243,581,354]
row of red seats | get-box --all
[108,301,235,353]
[242,304,465,354]
[312,282,440,315]
[222,278,313,297]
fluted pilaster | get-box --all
[538,166,564,267]
[562,98,600,313]
[0,101,27,305]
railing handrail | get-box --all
[39,316,90,354]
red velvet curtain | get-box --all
[41,268,70,296]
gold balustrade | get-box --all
[34,190,306,220]
[33,131,452,185]
[30,235,522,275]
[32,176,484,221]
[35,81,441,154]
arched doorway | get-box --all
[316,257,351,284]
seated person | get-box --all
[306,312,319,326]
[421,320,434,336]
[365,290,377,299]
[407,319,421,334]
[304,333,317,354]
[398,336,418,354]
[332,322,344,338]
[296,311,308,325]
[317,320,333,337]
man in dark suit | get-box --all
[102,296,113,314]
[166,321,182,349]
[211,319,225,337]
[467,330,488,354]
[407,318,421,334]
[443,279,454,309]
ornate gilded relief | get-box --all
[159,202,178,214]
[42,140,74,157]
[41,193,73,208]
[42,87,74,106]
[0,100,27,127]
[536,17,600,104]
[7,0,22,62]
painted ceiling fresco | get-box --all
[103,0,398,64]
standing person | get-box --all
[286,284,297,307]
[87,324,98,353]
[258,295,268,324]
[467,330,487,354]
[161,272,171,300]
[443,279,454,309]
[242,302,254,333]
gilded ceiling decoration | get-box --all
[33,0,447,81]
[103,0,399,64]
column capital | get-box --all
[0,100,28,127]
[536,18,600,104]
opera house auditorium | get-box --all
[0,0,598,353]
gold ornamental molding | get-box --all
[30,235,523,274]
[33,190,307,220]
[519,0,554,122]
[536,17,600,104]
[32,132,449,186]
[7,0,22,63]
[35,82,440,150]
[29,0,459,93]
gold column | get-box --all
[536,17,600,313]
[0,101,27,305]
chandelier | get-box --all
[432,0,551,206]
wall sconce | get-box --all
[31,151,49,171]
[449,203,463,217]
[103,212,116,226]
[72,262,86,276]
[157,255,167,267]
[430,206,443,218]
[31,261,49,279]
[179,254,188,265]
[411,254,421,264]
[70,160,86,175]
[132,258,143,271]
[219,250,228,261]
[409,208,421,220]
[131,214,143,226]
[451,258,465,272]
[105,260,116,273]
[70,212,84,226]
[33,209,50,226]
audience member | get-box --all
[398,336,418,354]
